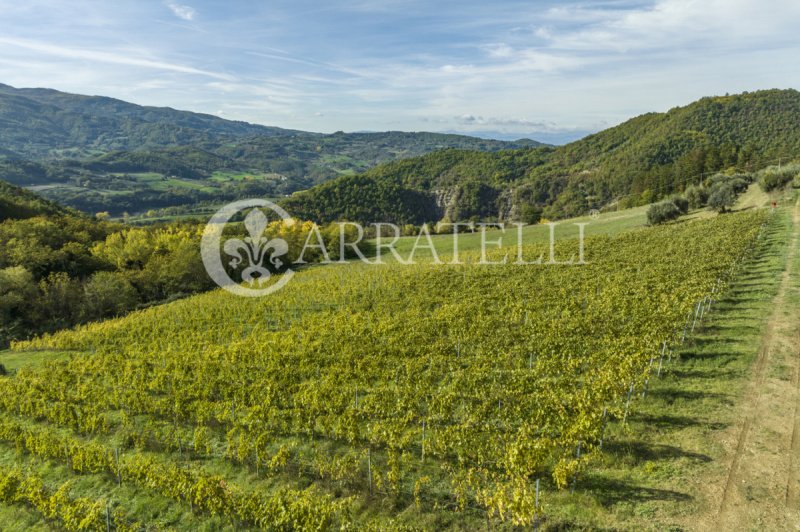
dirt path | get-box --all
[707,198,800,530]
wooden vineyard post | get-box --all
[599,407,608,450]
[656,341,666,377]
[681,310,691,343]
[115,448,121,486]
[534,478,541,531]
[623,383,634,424]
[367,448,373,495]
[642,353,655,398]
[691,300,701,333]
[421,420,426,462]
[571,441,582,492]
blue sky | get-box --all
[1,0,799,143]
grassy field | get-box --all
[209,171,282,182]
[0,350,77,372]
[388,204,651,259]
[25,169,284,219]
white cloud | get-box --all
[455,114,562,131]
[0,36,232,81]
[166,2,196,21]
[546,0,800,52]
[483,43,514,58]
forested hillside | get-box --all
[0,181,214,346]
[285,89,800,223]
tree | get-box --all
[0,266,37,346]
[518,204,543,225]
[38,272,83,328]
[707,182,736,213]
[684,185,708,209]
[82,271,139,320]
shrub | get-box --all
[518,203,543,225]
[758,163,800,192]
[685,185,708,209]
[647,200,682,225]
[706,173,751,193]
[670,196,689,214]
[728,177,750,194]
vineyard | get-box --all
[0,209,772,529]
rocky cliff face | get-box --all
[496,188,518,221]
[432,187,458,221]
[433,185,520,222]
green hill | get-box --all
[0,83,541,215]
[285,89,800,224]
[0,83,298,157]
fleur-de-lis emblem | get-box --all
[223,209,288,287]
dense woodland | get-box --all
[0,181,214,346]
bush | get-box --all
[705,174,727,188]
[706,173,751,193]
[647,200,682,225]
[518,203,543,225]
[728,177,750,194]
[670,196,689,214]
[685,185,708,209]
[758,163,800,192]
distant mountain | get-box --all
[0,83,541,160]
[445,130,594,145]
[285,89,800,224]
[0,83,296,157]
[0,83,543,214]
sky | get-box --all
[1,0,799,144]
